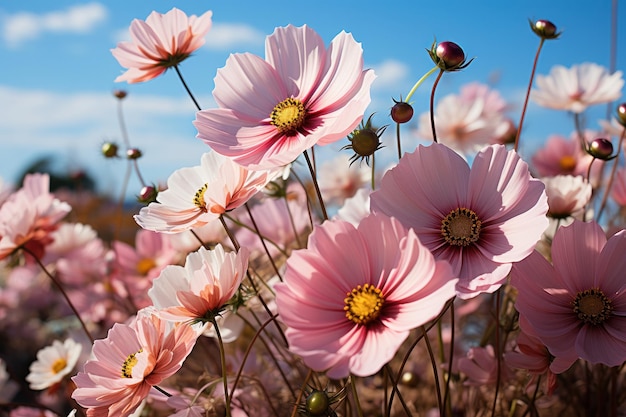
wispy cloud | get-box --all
[370,59,410,91]
[1,3,108,48]
[203,22,265,50]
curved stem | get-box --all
[597,126,626,222]
[405,65,439,103]
[303,150,328,221]
[443,302,456,416]
[583,158,598,222]
[349,375,364,417]
[422,325,443,415]
[174,64,202,111]
[23,246,94,344]
[210,317,232,417]
[514,38,545,153]
[244,203,283,281]
[429,69,445,143]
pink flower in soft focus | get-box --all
[44,223,108,285]
[371,143,548,299]
[194,24,375,169]
[148,244,249,324]
[458,345,513,386]
[416,83,513,155]
[0,177,13,207]
[112,229,180,308]
[72,309,199,417]
[318,154,370,206]
[531,63,624,113]
[112,8,213,83]
[135,152,279,233]
[542,175,592,219]
[26,338,82,390]
[611,167,626,207]
[274,213,457,378]
[504,317,577,396]
[334,188,371,227]
[0,174,71,260]
[234,195,311,258]
[531,132,599,179]
[511,220,626,366]
[9,407,59,417]
[0,358,19,402]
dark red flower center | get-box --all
[573,288,612,326]
[441,207,482,247]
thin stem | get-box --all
[422,326,443,415]
[244,202,283,281]
[174,64,201,111]
[303,150,328,221]
[429,69,445,143]
[583,158,598,222]
[395,122,402,161]
[190,229,211,250]
[210,317,232,417]
[153,385,173,397]
[443,302,456,417]
[349,375,364,417]
[23,246,94,344]
[597,126,626,222]
[405,65,439,103]
[116,97,146,187]
[607,0,618,120]
[370,152,376,190]
[514,38,545,152]
[490,290,503,417]
[290,369,313,417]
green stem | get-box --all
[210,317,232,417]
[349,375,364,417]
[405,65,439,103]
[304,150,329,220]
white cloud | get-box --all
[370,59,410,91]
[2,3,108,47]
[203,22,265,50]
[0,85,212,192]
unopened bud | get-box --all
[391,99,414,124]
[113,90,127,99]
[126,148,143,160]
[138,185,158,203]
[530,19,560,40]
[588,138,614,160]
[101,142,119,158]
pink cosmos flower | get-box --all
[112,8,213,83]
[194,24,375,170]
[458,345,513,386]
[274,213,457,378]
[334,188,371,227]
[317,154,370,206]
[148,244,249,324]
[511,220,626,366]
[531,62,624,113]
[531,132,599,179]
[0,174,71,260]
[371,143,548,299]
[504,317,577,396]
[416,83,512,154]
[542,175,592,219]
[134,152,279,233]
[72,309,199,417]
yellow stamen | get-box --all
[136,258,157,276]
[559,155,577,172]
[270,97,306,134]
[121,349,142,378]
[51,358,67,374]
[441,207,482,247]
[193,183,208,210]
[344,283,385,325]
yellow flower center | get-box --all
[136,258,157,276]
[441,207,482,247]
[573,288,613,326]
[559,155,577,172]
[121,349,142,378]
[51,358,67,374]
[270,97,306,134]
[193,183,208,211]
[344,283,385,325]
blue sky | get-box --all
[0,1,623,198]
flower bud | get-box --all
[588,138,614,160]
[113,89,128,99]
[138,185,158,203]
[530,19,561,40]
[342,114,386,166]
[126,148,143,160]
[101,142,119,158]
[305,390,330,416]
[427,40,473,71]
[616,102,626,127]
[391,99,414,123]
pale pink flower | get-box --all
[194,24,375,169]
[504,317,577,395]
[234,195,311,257]
[511,220,626,366]
[334,188,371,227]
[542,175,592,219]
[611,167,626,206]
[532,63,624,113]
[318,154,370,206]
[371,143,548,299]
[531,132,599,179]
[26,338,82,390]
[275,213,457,378]
[416,83,512,155]
[166,222,227,254]
[135,152,278,233]
[112,8,213,83]
[72,309,199,417]
[458,345,513,386]
[148,244,249,324]
[0,177,13,207]
[0,174,71,260]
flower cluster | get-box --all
[2,7,626,417]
